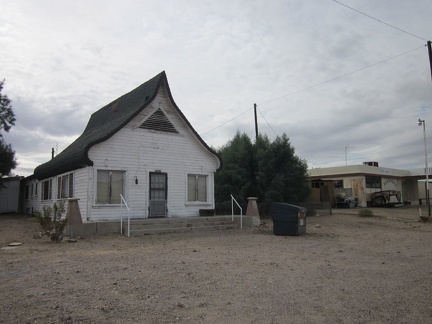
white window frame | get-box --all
[187,174,208,203]
[30,181,38,199]
[95,169,125,205]
[41,179,53,201]
[57,173,74,199]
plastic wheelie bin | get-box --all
[271,203,307,236]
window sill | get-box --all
[185,202,211,207]
[92,204,123,208]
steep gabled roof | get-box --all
[34,71,220,180]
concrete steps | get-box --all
[67,215,259,237]
[124,216,238,236]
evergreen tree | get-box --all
[215,132,310,214]
[0,79,17,179]
[215,131,255,207]
[0,80,16,134]
[0,139,17,177]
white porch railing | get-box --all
[231,194,243,229]
[120,194,130,237]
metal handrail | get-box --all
[230,194,243,229]
[120,194,130,237]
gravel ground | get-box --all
[1,207,432,324]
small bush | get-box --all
[358,208,374,217]
[35,201,68,242]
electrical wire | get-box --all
[200,107,252,136]
[332,0,429,41]
[259,45,425,107]
[200,45,425,137]
[257,107,278,137]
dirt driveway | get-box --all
[1,207,431,323]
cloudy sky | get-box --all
[1,0,431,177]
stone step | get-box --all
[123,216,239,236]
[67,215,258,237]
[128,219,235,227]
[129,223,237,236]
[123,216,232,225]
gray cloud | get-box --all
[1,0,431,176]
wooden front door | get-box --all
[149,172,167,217]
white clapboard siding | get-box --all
[73,167,89,221]
[24,167,88,221]
[22,177,52,215]
[23,179,40,214]
[86,86,219,221]
[23,178,43,214]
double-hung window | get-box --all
[187,174,207,202]
[96,170,124,204]
[41,179,52,200]
[57,173,74,198]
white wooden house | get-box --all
[24,71,221,221]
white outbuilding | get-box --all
[308,162,424,207]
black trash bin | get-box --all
[271,203,307,236]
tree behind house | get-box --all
[215,132,310,215]
[0,79,17,181]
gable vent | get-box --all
[139,108,178,133]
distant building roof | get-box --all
[308,164,412,179]
[34,71,219,179]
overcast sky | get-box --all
[1,0,431,177]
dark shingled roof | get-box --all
[34,71,219,180]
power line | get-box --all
[332,0,428,41]
[257,107,278,137]
[200,107,252,136]
[259,45,424,108]
[200,45,425,137]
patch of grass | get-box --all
[358,208,374,217]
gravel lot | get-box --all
[1,207,431,323]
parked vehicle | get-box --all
[336,194,357,208]
[371,190,402,207]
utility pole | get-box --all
[427,41,432,81]
[345,145,348,166]
[419,119,430,217]
[425,40,432,217]
[414,43,432,218]
[254,103,258,141]
[345,145,351,166]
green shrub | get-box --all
[35,201,68,242]
[358,208,374,217]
